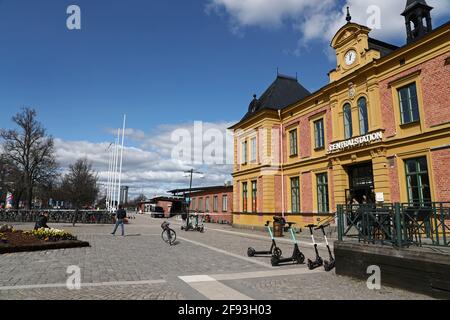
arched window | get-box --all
[343,103,353,139]
[358,97,369,135]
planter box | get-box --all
[0,240,90,254]
[335,241,450,299]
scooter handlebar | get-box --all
[314,223,330,230]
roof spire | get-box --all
[346,6,352,23]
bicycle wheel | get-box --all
[161,228,177,245]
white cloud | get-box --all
[208,0,450,45]
[54,121,235,200]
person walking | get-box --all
[111,205,126,236]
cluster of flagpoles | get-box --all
[106,115,126,213]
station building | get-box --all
[169,185,234,224]
[230,1,450,229]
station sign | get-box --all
[328,131,383,153]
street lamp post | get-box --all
[184,169,202,229]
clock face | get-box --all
[345,50,357,66]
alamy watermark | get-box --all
[67,5,81,30]
[66,265,81,290]
[367,265,381,290]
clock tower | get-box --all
[328,7,380,83]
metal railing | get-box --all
[337,202,450,247]
[0,209,115,225]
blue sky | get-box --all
[0,0,449,197]
[0,0,332,142]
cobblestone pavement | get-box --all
[0,216,433,300]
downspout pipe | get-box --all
[278,110,285,219]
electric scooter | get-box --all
[247,220,282,258]
[316,224,335,272]
[271,222,305,266]
[181,213,205,232]
[306,224,323,270]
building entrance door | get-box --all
[345,162,375,205]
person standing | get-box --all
[34,212,50,230]
[72,208,79,227]
[111,205,126,236]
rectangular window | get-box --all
[250,137,257,162]
[213,196,218,212]
[190,198,196,210]
[289,129,298,156]
[205,197,210,212]
[251,181,257,213]
[314,119,325,149]
[405,157,431,205]
[198,198,203,212]
[222,195,228,212]
[242,182,248,213]
[398,83,420,124]
[242,140,248,164]
[317,173,329,213]
[291,177,300,213]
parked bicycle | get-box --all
[161,221,176,245]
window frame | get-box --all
[358,97,369,135]
[398,82,420,125]
[314,119,325,150]
[242,182,248,213]
[251,180,257,213]
[242,140,248,164]
[405,157,431,206]
[343,103,353,139]
[290,177,300,213]
[213,195,218,212]
[289,129,298,157]
[317,173,329,213]
[222,195,228,212]
[250,137,257,163]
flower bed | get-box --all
[0,225,89,254]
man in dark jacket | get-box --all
[34,212,50,230]
[111,205,126,236]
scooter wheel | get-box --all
[307,259,314,270]
[296,253,305,264]
[271,256,279,267]
[324,260,335,272]
[247,248,256,257]
[273,247,282,259]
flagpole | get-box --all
[106,143,113,211]
[106,146,110,210]
[117,115,126,208]
[112,130,120,212]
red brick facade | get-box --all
[301,172,313,212]
[190,186,233,224]
[380,52,450,138]
[388,156,401,203]
[431,148,450,203]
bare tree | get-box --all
[130,193,147,205]
[0,108,58,209]
[62,158,99,210]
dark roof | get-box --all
[368,37,399,57]
[403,0,433,15]
[239,74,311,123]
[168,185,233,195]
